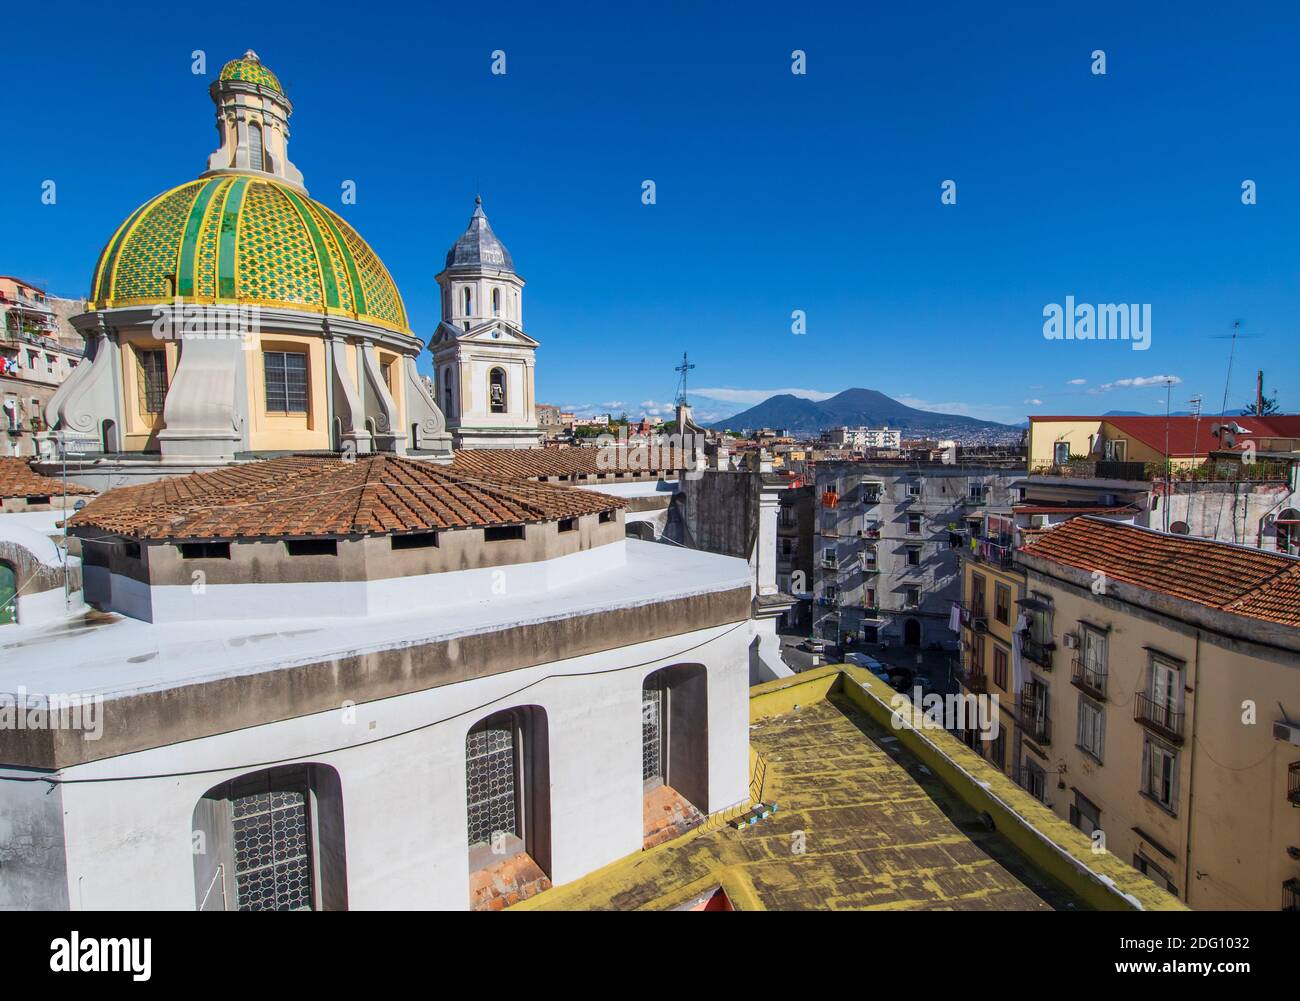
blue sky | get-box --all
[4,0,1297,425]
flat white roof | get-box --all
[0,540,750,700]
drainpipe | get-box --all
[1183,630,1201,903]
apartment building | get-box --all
[0,278,84,457]
[1013,517,1300,910]
[812,460,1020,651]
[821,425,902,450]
[777,483,814,630]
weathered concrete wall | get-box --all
[0,768,69,910]
[665,470,760,561]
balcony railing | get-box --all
[1134,692,1184,742]
[1285,878,1300,912]
[861,488,883,504]
[1289,761,1300,808]
[1070,655,1107,699]
[960,602,988,631]
[1018,690,1051,745]
[954,658,987,693]
[1020,636,1054,671]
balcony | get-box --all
[960,603,988,632]
[1285,878,1300,912]
[1029,460,1148,481]
[860,527,882,540]
[1070,656,1106,699]
[1289,761,1300,808]
[1133,692,1184,743]
[1021,636,1054,671]
[970,539,1014,568]
[861,487,883,504]
[954,659,987,694]
[861,604,882,619]
[821,555,838,569]
[1018,690,1051,745]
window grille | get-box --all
[137,349,168,414]
[642,683,665,781]
[248,123,265,171]
[466,719,518,848]
[264,351,308,413]
[231,776,313,911]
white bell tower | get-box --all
[430,198,542,449]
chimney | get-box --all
[1256,370,1264,417]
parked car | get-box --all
[845,652,890,682]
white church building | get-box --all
[0,453,753,910]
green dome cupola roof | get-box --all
[218,49,283,94]
[90,175,409,333]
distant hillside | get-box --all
[709,388,1018,436]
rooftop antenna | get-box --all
[1218,319,1241,419]
[1189,394,1203,466]
[674,352,695,406]
[1162,377,1177,532]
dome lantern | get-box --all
[205,50,305,192]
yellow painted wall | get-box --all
[117,331,179,451]
[246,333,329,451]
[1028,419,1103,469]
[963,557,1023,779]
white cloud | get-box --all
[1097,374,1182,392]
[1024,398,1043,406]
[694,387,835,406]
[895,395,1012,421]
[1067,378,1087,385]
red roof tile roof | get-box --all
[0,457,96,499]
[452,445,684,480]
[1020,516,1300,628]
[68,454,622,540]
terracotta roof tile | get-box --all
[452,445,685,480]
[0,457,96,499]
[1020,516,1300,628]
[68,454,622,540]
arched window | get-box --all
[192,764,347,911]
[443,367,454,416]
[641,665,709,842]
[248,122,265,172]
[0,561,17,625]
[1278,510,1300,555]
[489,367,507,414]
[462,287,473,316]
[466,707,551,908]
[491,287,501,316]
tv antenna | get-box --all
[1218,319,1241,418]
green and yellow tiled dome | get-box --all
[89,176,409,333]
[218,52,283,94]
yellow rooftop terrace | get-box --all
[517,666,1186,912]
